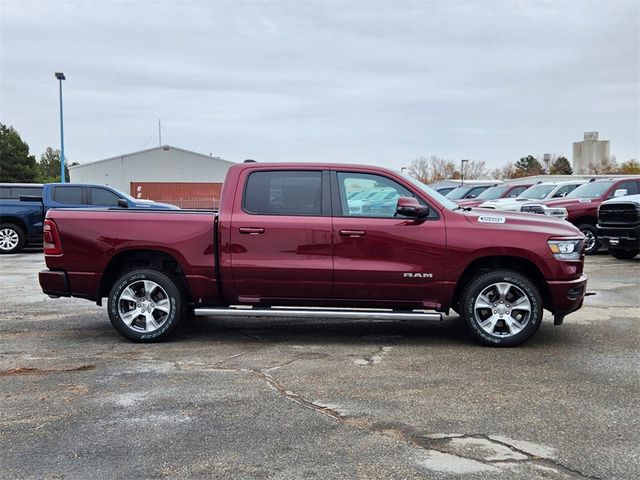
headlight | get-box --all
[548,239,583,260]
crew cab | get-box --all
[39,163,588,347]
[521,177,640,254]
[597,194,640,259]
[0,183,178,253]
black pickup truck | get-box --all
[597,194,640,259]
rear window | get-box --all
[244,171,322,216]
[0,186,42,199]
[53,186,84,204]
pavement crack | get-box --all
[0,365,95,376]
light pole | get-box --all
[460,159,469,186]
[55,72,66,183]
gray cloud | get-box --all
[1,0,638,169]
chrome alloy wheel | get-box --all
[117,279,171,333]
[582,229,596,252]
[473,282,532,337]
[0,228,19,251]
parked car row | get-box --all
[445,177,640,259]
[0,183,179,254]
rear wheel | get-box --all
[609,248,639,259]
[108,269,185,342]
[0,223,25,254]
[578,224,599,255]
[460,270,543,347]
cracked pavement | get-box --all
[0,251,638,479]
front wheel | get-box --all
[578,224,599,255]
[108,269,185,342]
[460,270,543,347]
[609,248,639,260]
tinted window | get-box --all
[552,184,577,198]
[90,187,120,206]
[466,186,489,198]
[508,186,528,197]
[0,186,42,199]
[609,181,639,198]
[244,171,322,215]
[337,172,422,217]
[53,186,84,204]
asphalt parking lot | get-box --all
[0,251,638,480]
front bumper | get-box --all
[597,225,640,250]
[547,274,588,323]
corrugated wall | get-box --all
[131,182,223,209]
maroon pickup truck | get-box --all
[39,163,588,347]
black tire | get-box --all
[108,269,185,342]
[0,223,26,254]
[578,224,600,255]
[460,269,543,347]
[609,248,639,260]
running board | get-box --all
[193,307,442,322]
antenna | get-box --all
[158,119,162,146]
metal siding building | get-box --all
[69,145,235,208]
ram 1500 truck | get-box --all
[39,163,588,347]
[521,177,640,255]
[0,183,178,253]
[597,194,640,259]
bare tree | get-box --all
[462,160,487,180]
[588,156,618,174]
[407,156,458,184]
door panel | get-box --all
[332,171,446,309]
[228,170,333,302]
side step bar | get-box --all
[193,307,442,322]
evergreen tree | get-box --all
[514,155,544,178]
[0,123,39,182]
[549,156,573,175]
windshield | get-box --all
[566,181,613,199]
[477,185,509,200]
[445,186,475,200]
[401,173,459,211]
[518,184,556,200]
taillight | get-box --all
[43,219,62,255]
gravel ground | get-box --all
[0,250,638,479]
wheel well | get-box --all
[573,216,596,227]
[451,256,550,312]
[100,250,191,302]
[0,217,27,235]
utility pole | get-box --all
[55,72,66,182]
[461,159,469,186]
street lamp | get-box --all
[55,72,66,183]
[460,159,469,186]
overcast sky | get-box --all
[1,0,638,170]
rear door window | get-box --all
[244,171,323,216]
[52,186,84,204]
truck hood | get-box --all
[534,197,596,208]
[464,208,581,237]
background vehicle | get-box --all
[40,162,587,347]
[597,194,640,259]
[479,180,585,212]
[0,183,178,253]
[456,183,533,208]
[445,182,499,200]
[522,178,640,255]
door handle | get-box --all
[340,229,366,238]
[239,227,265,235]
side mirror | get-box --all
[396,197,429,218]
[117,198,129,208]
[614,189,628,198]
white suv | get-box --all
[478,180,586,217]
